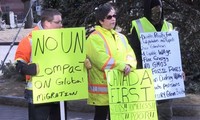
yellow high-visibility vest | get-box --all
[86,26,137,105]
[131,17,173,37]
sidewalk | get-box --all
[0,104,93,120]
[1,104,200,120]
[0,95,200,120]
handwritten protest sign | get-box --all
[32,27,88,104]
[106,69,158,120]
[140,31,185,100]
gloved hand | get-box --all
[15,60,38,75]
[124,64,131,76]
[84,58,92,69]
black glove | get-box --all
[15,60,37,75]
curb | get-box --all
[0,95,27,107]
[0,95,94,113]
[173,105,200,116]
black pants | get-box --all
[157,99,173,120]
[25,89,67,120]
[28,102,61,120]
[94,106,110,120]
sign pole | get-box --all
[60,101,66,120]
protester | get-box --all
[86,2,137,120]
[128,0,174,119]
[15,9,63,120]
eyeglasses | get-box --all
[51,20,62,24]
[105,14,117,20]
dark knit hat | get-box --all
[150,0,162,8]
[144,0,164,24]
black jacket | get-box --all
[127,0,164,69]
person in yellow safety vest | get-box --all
[128,0,173,120]
[86,2,137,120]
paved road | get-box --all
[1,104,200,120]
[0,104,93,120]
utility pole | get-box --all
[21,0,33,28]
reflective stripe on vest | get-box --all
[26,81,32,90]
[92,31,115,70]
[135,19,144,33]
[88,31,113,94]
[117,33,127,49]
[135,19,173,33]
[89,31,129,94]
[88,84,108,94]
[166,22,173,31]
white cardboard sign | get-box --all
[140,31,185,100]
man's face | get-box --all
[45,15,62,29]
[151,5,162,25]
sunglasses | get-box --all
[105,14,117,20]
[51,20,62,24]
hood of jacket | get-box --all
[144,0,164,24]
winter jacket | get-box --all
[15,21,43,90]
[86,26,137,105]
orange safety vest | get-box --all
[15,26,40,81]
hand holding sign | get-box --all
[32,27,88,104]
[106,69,158,120]
[124,64,131,76]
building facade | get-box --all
[1,0,24,23]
